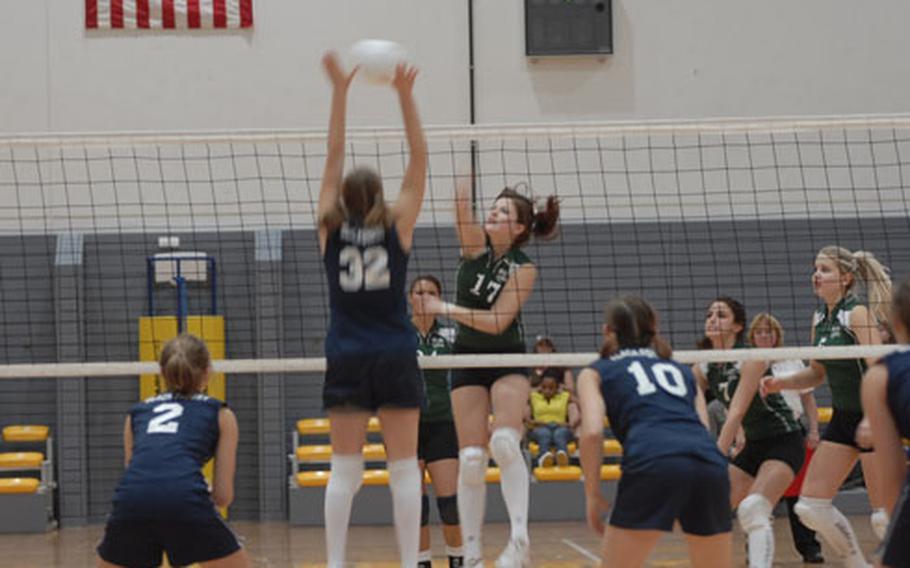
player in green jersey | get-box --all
[692,297,804,568]
[762,246,892,567]
[421,178,559,567]
[409,275,463,568]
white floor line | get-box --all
[562,538,601,563]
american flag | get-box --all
[86,0,253,29]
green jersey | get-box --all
[703,345,801,441]
[813,294,866,413]
[454,245,532,350]
[417,322,455,423]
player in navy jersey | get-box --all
[316,51,427,568]
[577,296,732,567]
[862,278,910,568]
[96,334,249,568]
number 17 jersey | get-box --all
[589,349,726,474]
[324,222,415,358]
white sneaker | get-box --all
[495,538,531,568]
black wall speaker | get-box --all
[525,0,613,57]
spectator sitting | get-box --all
[529,335,576,394]
[526,371,578,467]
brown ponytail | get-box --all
[159,334,211,396]
[322,166,391,232]
[497,186,560,247]
[599,295,672,359]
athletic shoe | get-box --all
[495,538,531,568]
[537,451,554,468]
[555,449,569,466]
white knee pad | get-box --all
[871,507,890,540]
[794,496,832,532]
[737,493,773,532]
[459,446,488,486]
[489,427,522,467]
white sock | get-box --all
[458,449,488,561]
[746,524,774,568]
[388,458,422,568]
[796,497,870,568]
[418,548,433,563]
[324,454,363,568]
[491,428,530,543]
[446,545,465,558]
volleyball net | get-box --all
[0,114,909,377]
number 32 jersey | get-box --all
[588,349,726,474]
[324,222,415,358]
[110,393,224,521]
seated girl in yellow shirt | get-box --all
[526,372,578,467]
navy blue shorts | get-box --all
[880,478,910,568]
[450,343,527,390]
[418,420,459,464]
[324,351,424,411]
[732,430,805,477]
[822,409,872,452]
[611,455,732,536]
[96,515,241,567]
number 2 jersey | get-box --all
[109,393,224,522]
[588,349,726,474]
[323,222,416,358]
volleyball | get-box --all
[349,39,408,84]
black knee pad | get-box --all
[421,494,430,527]
[437,494,460,526]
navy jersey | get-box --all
[110,393,224,522]
[589,349,727,474]
[323,222,416,358]
[883,349,910,440]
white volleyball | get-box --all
[349,39,408,85]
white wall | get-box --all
[2,1,910,133]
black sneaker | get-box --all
[449,556,465,568]
[418,561,432,568]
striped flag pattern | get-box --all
[86,0,253,29]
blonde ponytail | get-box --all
[852,250,892,325]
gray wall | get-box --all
[1,217,908,522]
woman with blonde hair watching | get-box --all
[762,246,892,567]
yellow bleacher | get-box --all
[289,407,855,491]
[0,425,53,496]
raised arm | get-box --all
[389,63,427,251]
[454,178,486,258]
[577,368,609,535]
[317,52,358,253]
[425,263,537,335]
[211,407,240,509]
[716,359,765,455]
[861,365,905,513]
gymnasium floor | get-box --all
[0,516,882,567]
